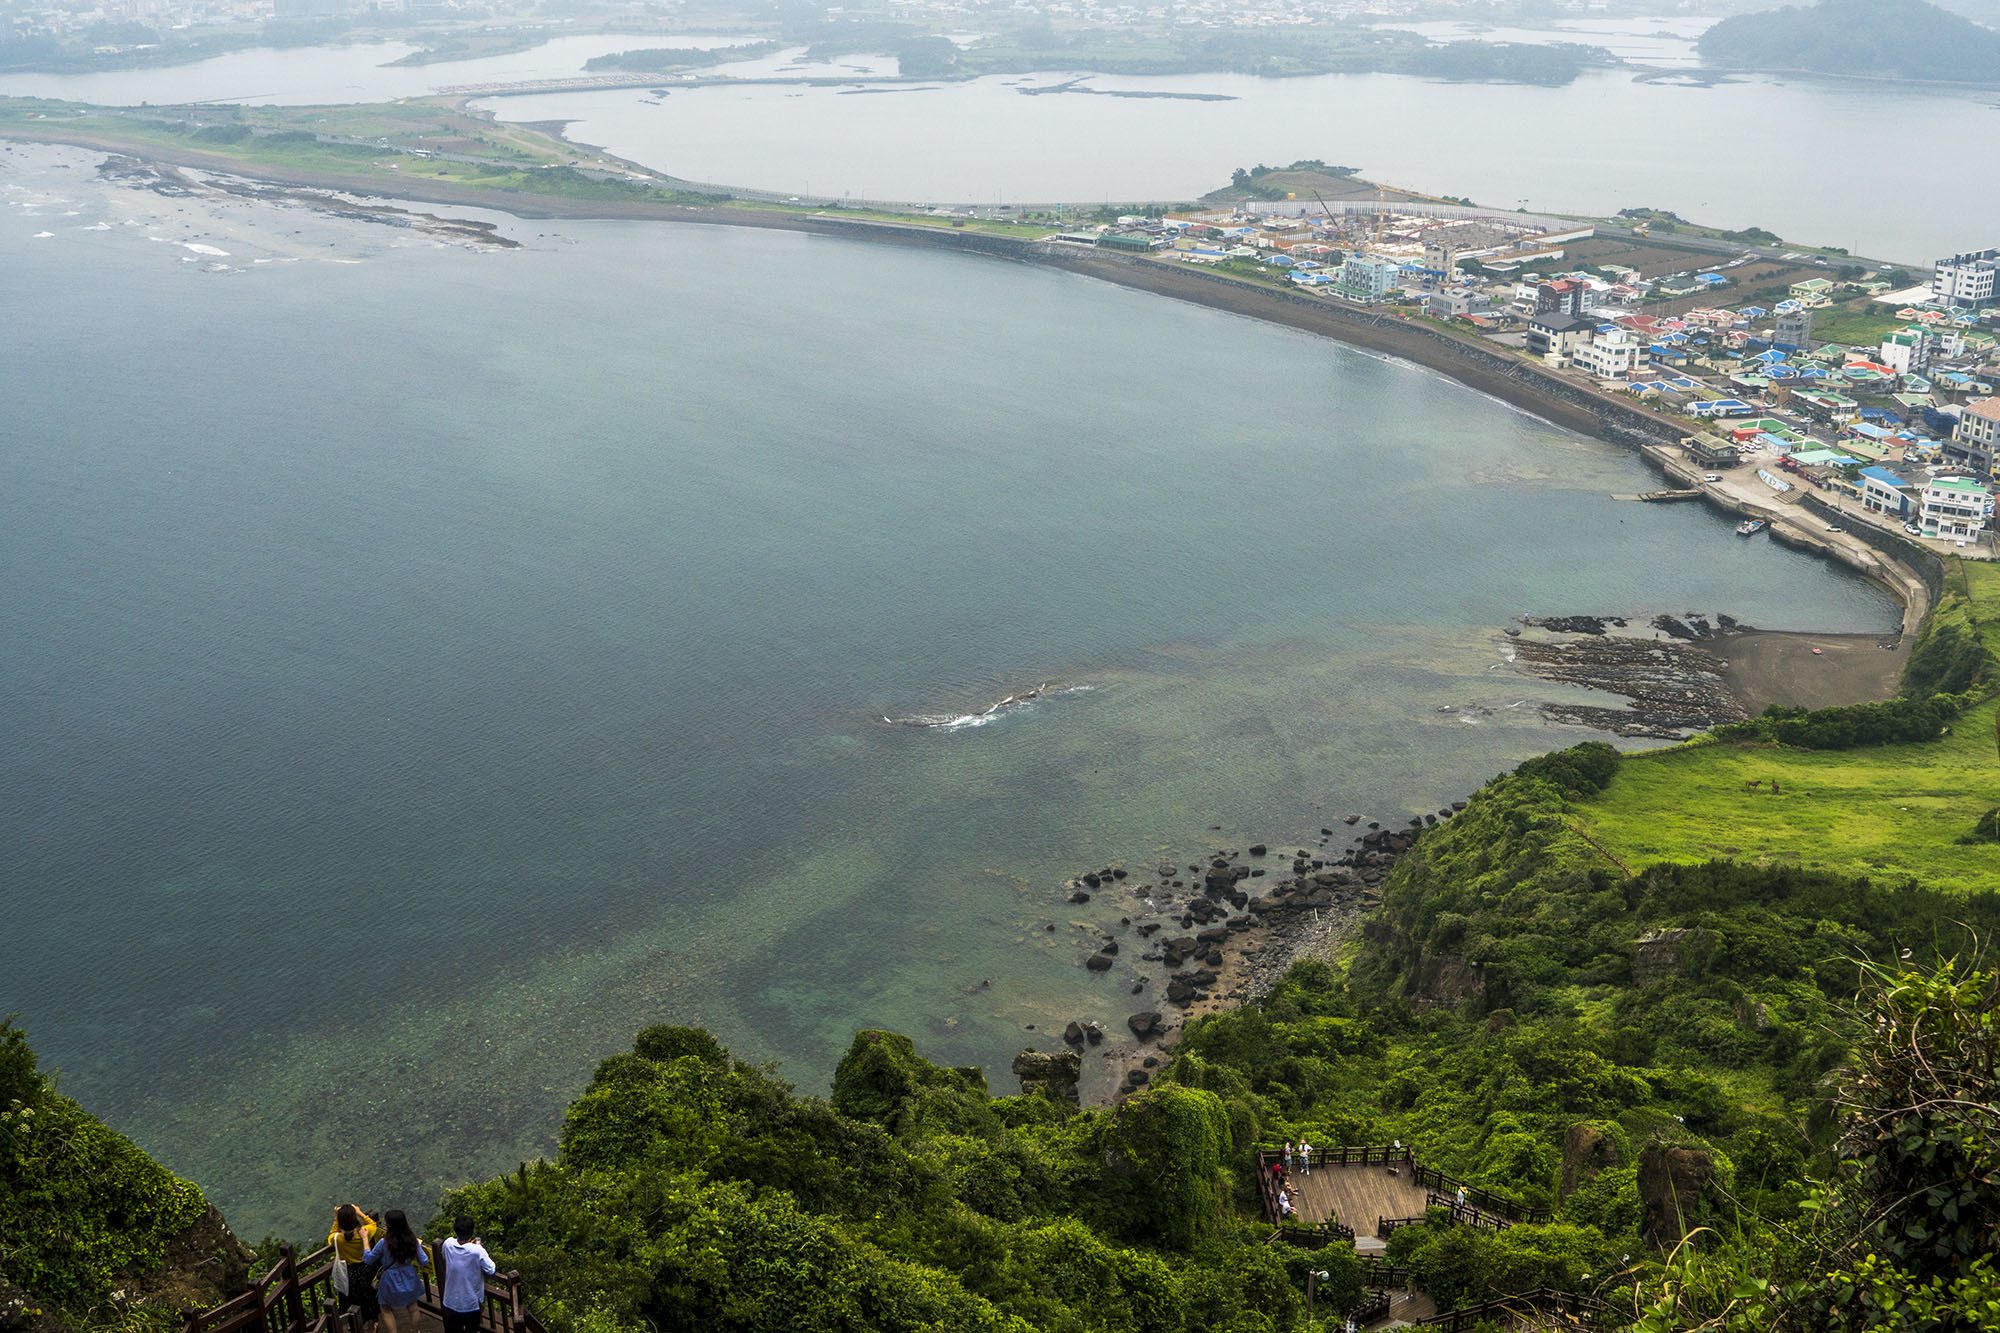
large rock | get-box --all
[1633,928,1708,986]
[1637,1141,1715,1246]
[1411,951,1485,1008]
[1560,1123,1623,1198]
[1011,1048,1082,1104]
[1127,1010,1161,1038]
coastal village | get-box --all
[1061,205,2000,553]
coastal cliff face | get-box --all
[0,1025,251,1333]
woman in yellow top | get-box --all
[328,1204,380,1329]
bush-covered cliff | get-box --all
[0,1024,251,1333]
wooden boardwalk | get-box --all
[1284,1160,1431,1250]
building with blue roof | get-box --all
[1860,466,1915,518]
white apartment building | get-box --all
[1569,326,1645,380]
[1920,476,1991,540]
[1933,250,1998,309]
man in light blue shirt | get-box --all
[440,1215,498,1333]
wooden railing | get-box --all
[1376,1213,1427,1238]
[1357,1256,1413,1289]
[1415,1287,1610,1330]
[1410,1165,1550,1225]
[1424,1191,1516,1231]
[183,1241,541,1333]
[1351,1289,1391,1323]
[1270,1220,1356,1249]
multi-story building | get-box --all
[1879,328,1931,377]
[1335,254,1402,304]
[1569,326,1645,380]
[1932,250,1999,310]
[1525,312,1595,367]
[1920,476,1991,539]
[1859,466,1915,518]
[1534,278,1587,317]
[1944,397,2000,475]
[1774,308,1813,349]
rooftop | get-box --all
[1965,397,2000,423]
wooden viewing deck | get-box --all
[1255,1145,1548,1253]
[183,1241,541,1333]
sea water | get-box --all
[0,148,1896,1235]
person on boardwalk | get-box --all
[1297,1137,1313,1175]
[1283,1139,1296,1175]
[363,1210,431,1333]
[439,1215,499,1333]
[328,1204,380,1330]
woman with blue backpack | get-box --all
[362,1210,431,1333]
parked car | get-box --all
[1703,473,1722,483]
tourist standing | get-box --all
[1298,1137,1313,1175]
[439,1216,499,1333]
[327,1204,380,1330]
[1283,1139,1296,1175]
[363,1211,430,1333]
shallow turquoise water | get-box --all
[0,175,1897,1236]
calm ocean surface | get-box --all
[0,148,1896,1236]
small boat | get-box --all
[1736,519,1766,537]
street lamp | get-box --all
[1304,1269,1331,1315]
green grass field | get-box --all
[1573,561,2000,893]
[1804,299,1906,348]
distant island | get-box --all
[582,40,778,73]
[1698,0,2000,83]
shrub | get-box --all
[1513,742,1620,797]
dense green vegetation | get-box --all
[0,1023,217,1328]
[400,734,1995,1331]
[1698,0,2000,83]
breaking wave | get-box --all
[884,682,1094,731]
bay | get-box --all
[0,146,1895,1237]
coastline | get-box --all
[7,131,1940,1108]
[0,120,1937,644]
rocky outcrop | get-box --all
[1012,1048,1082,1105]
[1411,951,1485,1009]
[1560,1123,1623,1199]
[1637,1142,1715,1247]
[1633,928,1708,986]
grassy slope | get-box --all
[1573,561,2000,892]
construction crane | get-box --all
[1311,188,1339,229]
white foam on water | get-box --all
[31,230,53,238]
[79,221,111,231]
[179,242,230,257]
